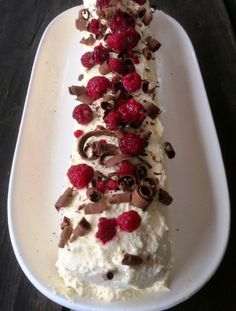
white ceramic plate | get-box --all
[8,6,230,311]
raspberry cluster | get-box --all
[81,45,109,69]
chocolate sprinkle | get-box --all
[159,188,173,205]
[55,187,73,211]
[122,254,143,266]
[118,175,136,191]
[164,142,176,159]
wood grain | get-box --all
[0,0,235,310]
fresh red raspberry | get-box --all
[99,139,107,144]
[74,129,84,138]
[110,10,135,33]
[123,72,142,92]
[96,217,117,244]
[95,180,106,193]
[117,160,137,176]
[96,0,111,7]
[106,33,127,53]
[117,210,141,232]
[81,51,95,69]
[72,104,93,125]
[86,76,111,100]
[93,45,109,65]
[125,27,140,50]
[67,164,94,189]
[88,19,106,35]
[119,132,145,155]
[104,111,122,130]
[132,0,146,4]
[107,179,118,190]
[118,98,145,127]
[108,58,125,74]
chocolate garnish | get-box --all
[164,142,176,159]
[58,225,73,248]
[70,217,91,242]
[86,188,101,202]
[92,141,117,158]
[102,271,114,280]
[141,177,158,192]
[68,85,86,96]
[118,175,136,191]
[104,154,132,168]
[99,60,112,75]
[142,10,153,26]
[138,8,146,19]
[124,58,136,73]
[78,130,116,160]
[146,36,161,52]
[80,201,108,214]
[131,185,154,210]
[109,192,131,204]
[55,187,73,211]
[142,47,152,60]
[136,156,152,169]
[60,216,71,229]
[136,165,147,180]
[122,254,143,266]
[75,9,90,31]
[159,188,173,205]
[142,101,160,119]
[76,93,94,105]
[80,34,96,46]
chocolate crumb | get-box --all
[122,254,143,266]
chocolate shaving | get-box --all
[55,187,73,211]
[142,10,153,26]
[142,80,149,93]
[131,185,154,210]
[109,192,131,204]
[99,60,112,75]
[142,47,152,60]
[78,130,116,160]
[142,101,160,119]
[136,165,147,180]
[164,142,176,159]
[146,36,161,52]
[60,216,71,229]
[122,254,143,266]
[80,201,108,214]
[75,9,90,31]
[138,8,146,19]
[77,93,94,104]
[68,85,86,96]
[86,188,101,202]
[141,177,158,192]
[104,154,132,168]
[159,188,173,205]
[70,217,91,242]
[118,175,136,191]
[58,225,73,248]
[80,34,96,46]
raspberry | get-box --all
[117,210,141,232]
[117,160,137,176]
[104,111,123,130]
[67,164,94,189]
[118,98,145,127]
[72,104,93,125]
[106,33,127,53]
[107,179,118,190]
[125,27,140,50]
[110,11,135,33]
[108,58,125,74]
[123,72,142,92]
[88,19,106,35]
[96,0,111,7]
[132,0,146,4]
[74,129,84,138]
[86,76,111,100]
[99,139,107,144]
[119,132,145,155]
[81,51,95,69]
[96,217,117,244]
[93,45,109,65]
[95,180,106,193]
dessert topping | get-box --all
[158,188,173,205]
[80,201,108,214]
[122,253,143,266]
[70,217,91,242]
[109,192,131,203]
[55,187,73,211]
[146,36,161,52]
[58,225,73,248]
[142,101,161,119]
[164,142,176,159]
[75,9,90,31]
[86,187,102,202]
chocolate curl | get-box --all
[164,142,176,159]
[109,192,131,204]
[80,34,96,46]
[142,10,153,25]
[55,188,73,211]
[68,85,86,96]
[146,36,161,52]
[142,101,161,119]
[131,185,154,210]
[99,60,112,75]
[104,154,132,168]
[76,9,90,31]
[80,201,108,214]
[142,47,152,60]
[58,225,73,248]
[70,217,91,242]
[77,93,94,105]
[86,188,101,202]
[60,216,71,229]
[136,164,147,180]
[141,177,159,193]
[122,254,143,266]
[118,175,136,191]
[159,188,173,205]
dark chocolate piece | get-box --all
[142,10,153,26]
[99,60,112,75]
[158,188,173,205]
[142,47,152,60]
[142,101,161,119]
[109,192,131,204]
[70,217,91,242]
[60,216,71,229]
[142,80,149,93]
[122,254,143,266]
[58,225,73,248]
[118,175,136,191]
[68,85,86,96]
[131,185,154,210]
[55,187,73,210]
[164,142,176,159]
[146,36,161,52]
[86,188,101,202]
[80,34,96,46]
[80,201,108,214]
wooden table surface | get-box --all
[0,0,235,310]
